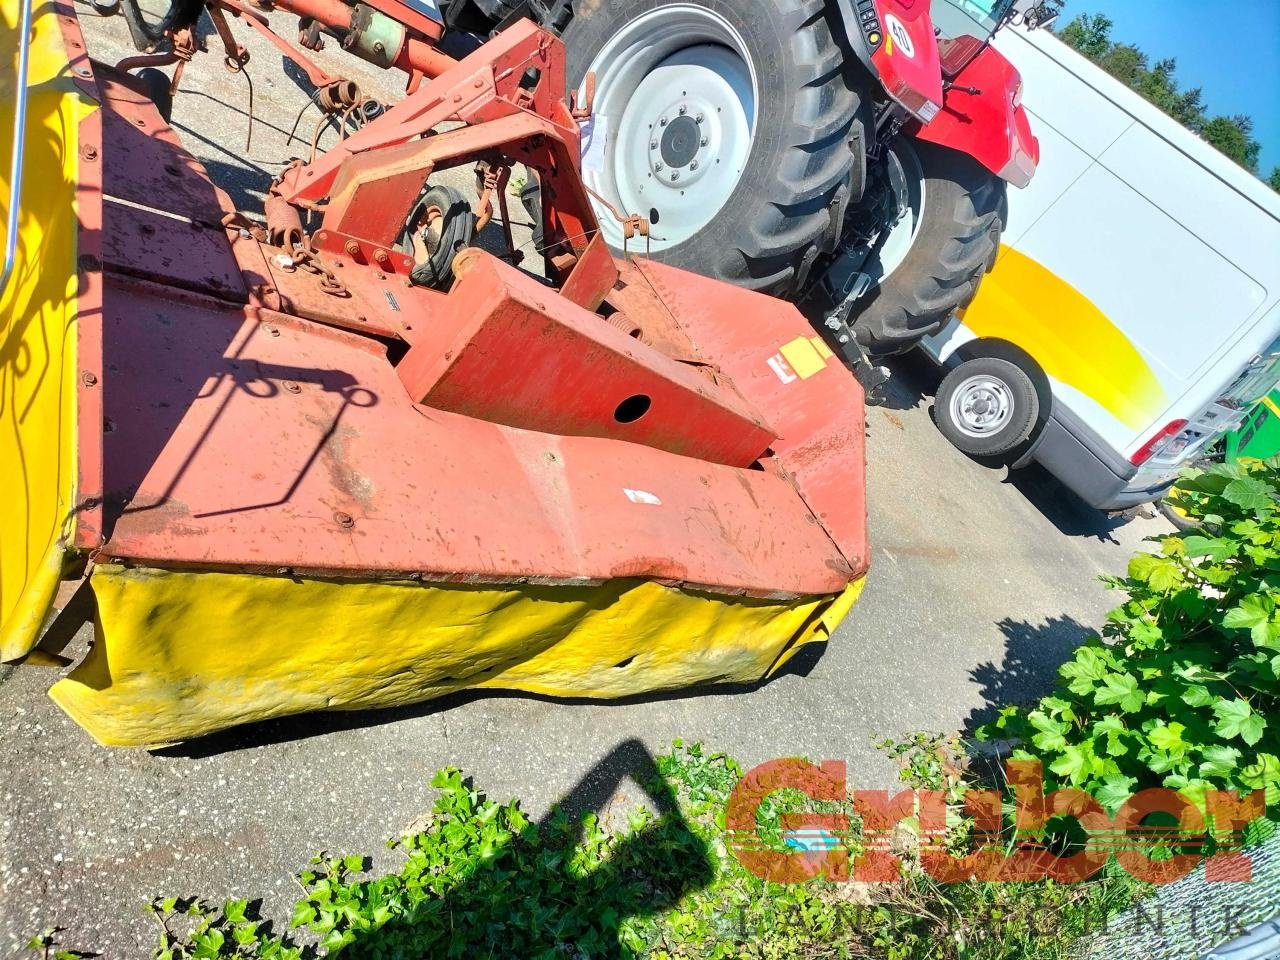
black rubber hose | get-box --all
[120,0,205,50]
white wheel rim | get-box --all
[578,6,757,251]
[868,139,926,285]
[950,374,1013,437]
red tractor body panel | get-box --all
[866,0,943,121]
[854,0,1038,186]
[915,42,1039,187]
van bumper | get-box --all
[1032,410,1175,511]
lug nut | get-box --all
[654,161,663,171]
[670,171,679,181]
[690,160,698,170]
[650,140,658,149]
[695,113,704,123]
[678,105,686,115]
[659,116,668,126]
[700,136,709,146]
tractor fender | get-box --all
[830,0,944,122]
[914,43,1039,187]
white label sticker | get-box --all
[884,13,915,58]
[580,114,609,174]
[623,487,661,505]
[767,354,798,384]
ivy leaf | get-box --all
[1147,721,1189,756]
[1222,476,1273,514]
[1181,684,1216,708]
[1239,754,1280,805]
[1198,744,1242,779]
[1049,745,1091,786]
[1028,711,1068,752]
[1182,535,1234,562]
[1096,774,1138,812]
[1176,464,1236,495]
[1094,673,1144,713]
[1059,646,1111,695]
[1222,594,1278,647]
[1212,698,1267,746]
[1128,553,1183,592]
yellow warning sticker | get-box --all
[778,336,831,380]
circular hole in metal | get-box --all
[614,394,651,423]
[649,207,660,224]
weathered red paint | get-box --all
[395,250,777,467]
[73,15,867,606]
[915,43,1040,188]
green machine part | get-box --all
[1227,390,1280,463]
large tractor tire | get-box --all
[561,0,862,293]
[850,139,1007,355]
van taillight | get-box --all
[1130,419,1188,466]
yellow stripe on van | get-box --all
[959,246,1165,428]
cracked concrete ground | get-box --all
[0,4,1170,955]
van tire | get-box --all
[935,357,1038,457]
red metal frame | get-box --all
[70,10,869,602]
[867,0,1038,186]
[56,0,106,550]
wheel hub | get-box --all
[578,7,757,250]
[657,112,701,169]
[951,375,1013,437]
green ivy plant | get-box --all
[981,458,1280,819]
[22,742,1135,959]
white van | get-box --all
[918,23,1280,510]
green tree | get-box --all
[1201,114,1262,172]
[1056,14,1268,178]
[1268,167,1280,192]
[1058,12,1114,59]
[1098,43,1146,87]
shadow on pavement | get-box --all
[963,614,1094,733]
[1003,464,1134,543]
[328,738,712,958]
[877,348,940,412]
[878,351,1136,543]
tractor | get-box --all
[439,0,1052,358]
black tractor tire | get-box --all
[935,357,1038,458]
[135,67,174,124]
[561,0,862,293]
[852,140,1006,356]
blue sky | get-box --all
[1063,0,1280,175]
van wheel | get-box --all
[935,357,1038,457]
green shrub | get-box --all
[109,740,1140,960]
[981,457,1280,816]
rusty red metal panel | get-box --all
[97,276,851,596]
[67,6,105,550]
[102,200,246,300]
[558,234,618,313]
[631,260,870,576]
[394,251,776,467]
[95,64,235,226]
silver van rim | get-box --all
[578,6,758,251]
[950,374,1013,437]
